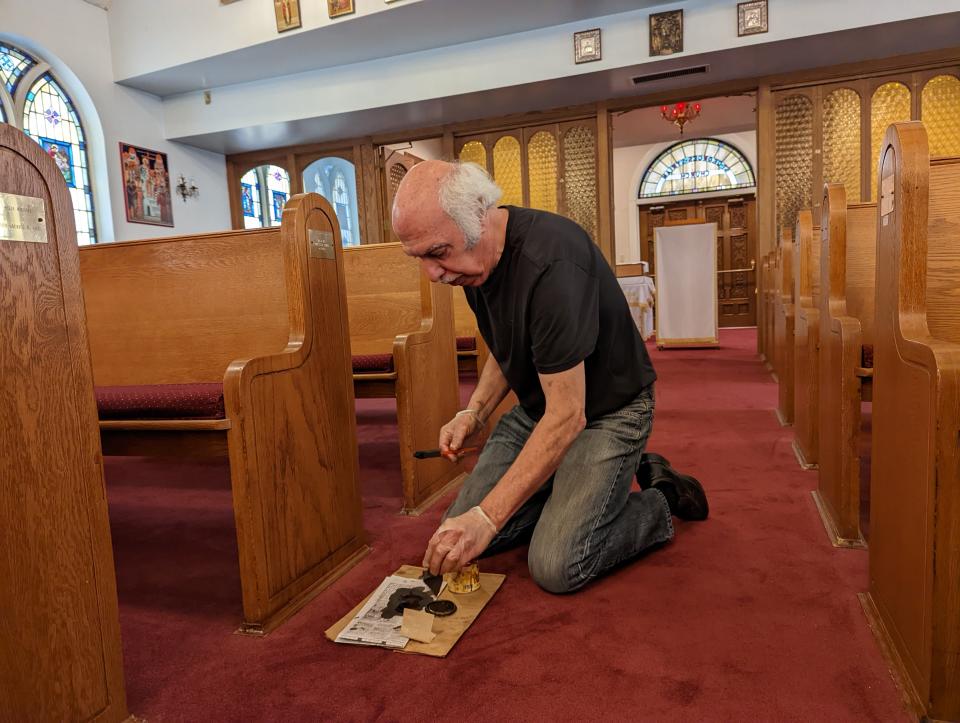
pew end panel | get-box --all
[774,227,795,425]
[344,244,464,513]
[792,210,820,469]
[0,125,128,721]
[225,195,368,634]
[865,122,960,721]
[814,184,871,548]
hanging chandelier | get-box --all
[661,101,701,135]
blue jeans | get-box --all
[444,385,673,593]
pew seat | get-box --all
[861,344,874,368]
[352,353,395,374]
[80,194,368,635]
[96,383,226,420]
[457,336,478,352]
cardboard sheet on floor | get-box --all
[325,564,504,657]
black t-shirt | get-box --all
[465,206,656,421]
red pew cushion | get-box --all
[861,344,874,369]
[456,336,477,352]
[96,383,226,420]
[352,353,394,373]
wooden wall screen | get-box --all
[639,196,756,327]
[771,65,960,233]
[454,119,599,242]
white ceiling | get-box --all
[117,0,670,97]
[168,12,960,154]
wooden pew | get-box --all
[757,254,768,362]
[813,184,876,548]
[80,194,368,635]
[343,243,464,513]
[453,286,490,376]
[763,251,778,374]
[792,210,821,468]
[773,226,795,424]
[0,125,128,720]
[861,122,960,721]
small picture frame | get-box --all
[650,9,683,57]
[328,0,355,18]
[574,29,602,64]
[738,0,768,37]
[274,0,301,32]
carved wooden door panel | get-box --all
[382,151,422,243]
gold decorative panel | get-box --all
[922,74,960,158]
[823,88,861,202]
[389,164,406,196]
[870,82,911,198]
[459,140,487,170]
[527,131,558,213]
[775,94,813,234]
[493,136,523,207]
[561,125,598,240]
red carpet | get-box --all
[104,329,907,721]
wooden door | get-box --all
[381,150,422,243]
[639,196,757,327]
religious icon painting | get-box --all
[649,9,683,57]
[328,0,355,18]
[738,0,768,36]
[241,183,255,217]
[272,190,287,221]
[274,0,302,32]
[38,136,75,188]
[119,143,174,227]
[574,29,602,64]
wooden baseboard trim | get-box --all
[236,543,371,636]
[774,408,792,427]
[857,592,927,720]
[792,439,819,470]
[402,472,467,516]
[810,491,866,549]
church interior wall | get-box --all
[4,0,230,242]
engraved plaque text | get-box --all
[0,192,47,244]
[309,229,335,259]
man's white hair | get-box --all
[438,162,502,250]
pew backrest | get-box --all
[924,156,960,344]
[80,230,291,386]
[794,210,819,309]
[342,242,426,357]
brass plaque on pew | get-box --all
[0,192,47,244]
[309,229,335,259]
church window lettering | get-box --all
[639,139,755,199]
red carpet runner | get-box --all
[104,329,907,720]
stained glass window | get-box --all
[0,43,35,95]
[23,72,97,245]
[639,138,755,199]
[301,156,360,246]
[2,43,96,245]
[240,168,264,229]
[265,166,290,225]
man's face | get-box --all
[399,211,492,287]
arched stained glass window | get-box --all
[239,164,289,229]
[639,138,755,199]
[0,43,35,95]
[23,74,97,245]
[301,156,360,246]
[1,43,97,244]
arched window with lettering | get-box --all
[1,42,97,244]
[639,138,755,199]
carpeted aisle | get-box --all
[104,328,907,721]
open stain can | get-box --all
[447,562,481,594]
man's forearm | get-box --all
[478,409,584,529]
[465,357,510,424]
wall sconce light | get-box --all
[176,174,199,202]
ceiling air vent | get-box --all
[632,65,709,85]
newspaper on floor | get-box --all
[334,575,435,648]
